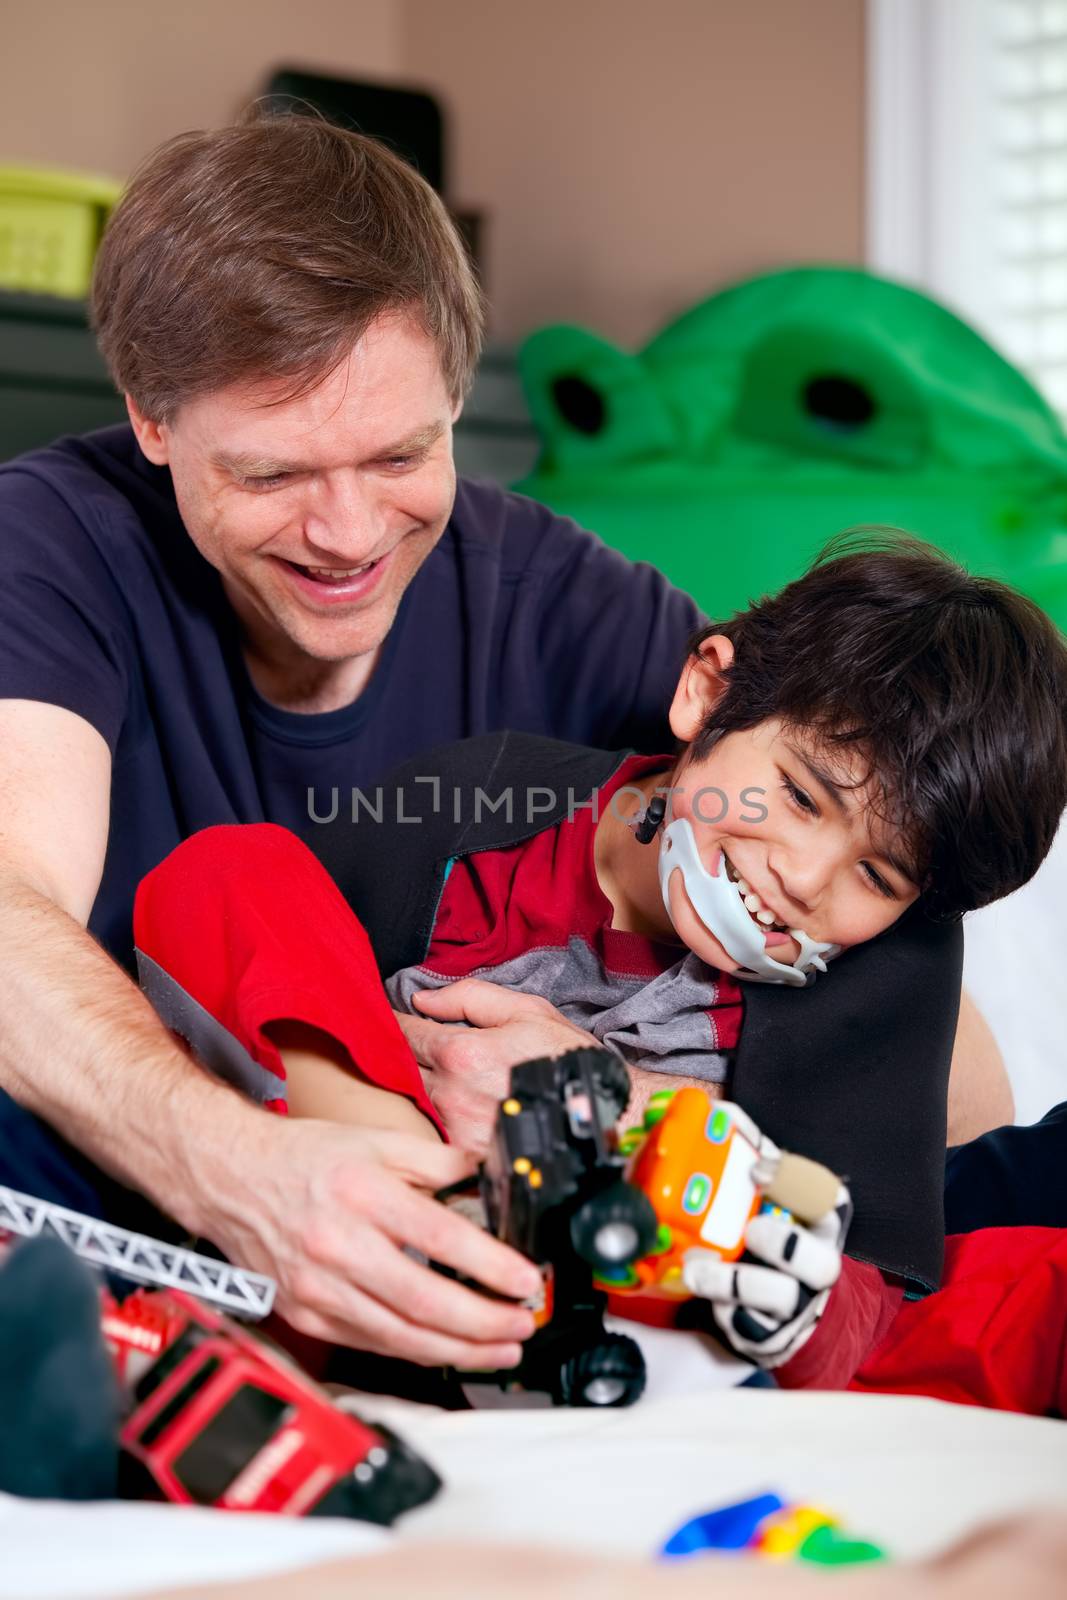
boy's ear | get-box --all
[669,634,735,744]
[125,394,170,466]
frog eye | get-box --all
[803,374,877,433]
[732,321,928,470]
[518,324,679,472]
[550,375,606,436]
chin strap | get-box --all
[657,819,841,988]
[631,794,668,845]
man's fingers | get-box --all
[745,1214,843,1292]
[300,1217,535,1347]
[412,978,543,1028]
[279,1280,525,1371]
[384,1179,542,1302]
[365,1128,479,1189]
[420,1081,500,1157]
[348,1230,535,1347]
[392,1008,466,1071]
[682,1251,801,1320]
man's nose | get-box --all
[303,470,384,558]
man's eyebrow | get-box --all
[212,451,306,476]
[212,422,446,477]
[372,421,446,456]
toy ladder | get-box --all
[0,1186,276,1319]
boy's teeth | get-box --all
[724,852,788,934]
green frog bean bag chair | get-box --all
[515,266,1067,630]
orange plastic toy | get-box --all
[599,1088,783,1297]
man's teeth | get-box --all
[304,562,375,580]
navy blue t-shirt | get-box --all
[0,425,700,967]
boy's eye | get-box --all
[781,775,818,816]
[861,862,896,899]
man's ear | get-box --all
[668,634,735,744]
[125,394,171,466]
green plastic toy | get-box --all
[515,266,1067,632]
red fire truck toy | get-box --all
[1,1186,441,1524]
[106,1286,440,1521]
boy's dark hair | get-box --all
[690,530,1067,918]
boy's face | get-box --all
[664,641,920,975]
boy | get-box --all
[134,533,1067,1388]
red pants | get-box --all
[853,1226,1067,1417]
[134,823,439,1129]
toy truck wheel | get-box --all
[558,1332,646,1408]
[569,1181,659,1273]
[309,1424,442,1525]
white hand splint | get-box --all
[674,1110,853,1369]
[658,818,841,986]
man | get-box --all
[0,113,1008,1370]
[0,112,703,1371]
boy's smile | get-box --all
[595,638,921,979]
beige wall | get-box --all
[0,0,401,175]
[1,0,864,350]
[401,0,866,346]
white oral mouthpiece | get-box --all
[657,819,840,987]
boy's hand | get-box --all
[681,1116,853,1367]
[395,980,603,1154]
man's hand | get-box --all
[208,1110,542,1370]
[678,1104,853,1368]
[394,979,603,1154]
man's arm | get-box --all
[0,700,540,1367]
[946,990,1014,1145]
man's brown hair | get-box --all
[91,110,485,422]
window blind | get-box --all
[990,1,1067,414]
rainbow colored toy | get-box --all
[660,1491,887,1565]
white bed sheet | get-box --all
[5,1389,1066,1599]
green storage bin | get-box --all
[0,167,122,300]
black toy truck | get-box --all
[476,1047,659,1407]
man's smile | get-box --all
[271,545,395,607]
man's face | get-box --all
[662,719,921,974]
[131,312,459,678]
